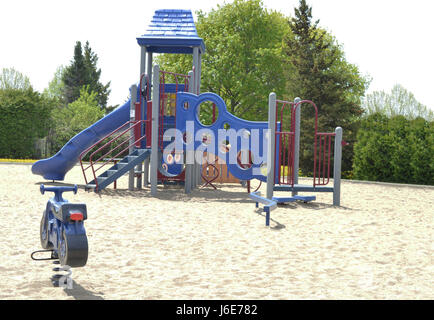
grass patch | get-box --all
[0,158,37,163]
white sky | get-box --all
[1,0,433,109]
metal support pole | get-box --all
[143,50,153,187]
[136,46,146,190]
[292,97,301,195]
[185,70,195,193]
[192,47,199,94]
[129,84,137,191]
[193,48,201,186]
[147,51,153,85]
[333,127,342,206]
[150,65,160,196]
[266,93,276,200]
[196,148,202,187]
[197,52,202,93]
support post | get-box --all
[143,50,153,187]
[129,84,137,191]
[193,48,202,186]
[185,70,195,193]
[150,65,160,196]
[197,51,202,93]
[192,47,199,94]
[333,127,342,206]
[196,149,202,187]
[136,46,147,190]
[292,97,301,195]
[266,93,276,200]
[147,51,153,85]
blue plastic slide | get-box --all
[32,100,130,181]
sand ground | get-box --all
[0,163,432,300]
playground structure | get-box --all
[31,9,343,226]
[250,93,343,226]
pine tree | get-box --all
[284,0,369,176]
[83,41,111,109]
[62,41,110,109]
[62,41,87,104]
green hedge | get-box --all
[353,113,433,185]
[0,88,53,158]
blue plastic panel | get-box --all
[174,92,272,182]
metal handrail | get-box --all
[79,120,135,164]
[79,120,145,189]
[314,132,336,186]
[275,99,337,187]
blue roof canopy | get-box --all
[137,9,205,54]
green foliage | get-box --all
[43,65,65,102]
[0,68,32,90]
[62,41,111,109]
[156,0,289,122]
[0,88,53,158]
[362,84,434,121]
[353,113,433,185]
[49,87,104,152]
[284,0,370,176]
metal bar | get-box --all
[292,97,301,194]
[266,93,276,200]
[291,132,295,186]
[193,47,199,94]
[323,134,327,185]
[150,65,160,196]
[333,127,343,206]
[318,134,322,186]
[129,85,137,191]
[89,121,142,165]
[277,133,282,184]
[185,70,194,193]
[80,121,133,161]
[327,134,332,185]
[80,120,142,188]
[93,134,146,175]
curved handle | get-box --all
[40,184,78,202]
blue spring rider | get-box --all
[31,185,88,268]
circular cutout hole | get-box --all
[219,140,231,154]
[183,101,189,110]
[223,122,231,130]
[202,132,212,146]
[237,150,253,170]
[166,154,174,165]
[198,100,218,126]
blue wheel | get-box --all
[40,210,52,249]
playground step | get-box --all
[84,184,96,191]
[120,155,138,163]
[107,170,117,176]
[273,184,334,193]
[96,177,107,184]
[87,148,151,192]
